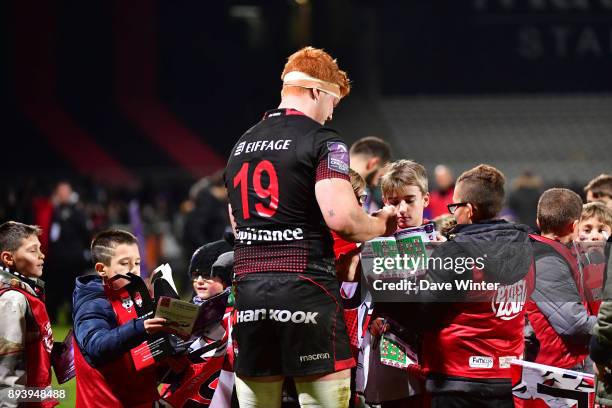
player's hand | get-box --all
[372,205,397,237]
[144,317,168,335]
[370,318,389,337]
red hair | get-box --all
[280,47,350,98]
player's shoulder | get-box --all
[312,127,346,148]
[315,126,341,139]
[311,127,348,154]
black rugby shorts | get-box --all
[232,272,355,377]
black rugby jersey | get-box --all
[224,108,350,275]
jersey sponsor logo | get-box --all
[236,227,304,244]
[327,141,349,175]
[499,356,516,369]
[234,141,246,156]
[235,308,319,324]
[469,356,494,369]
[299,353,331,362]
[491,279,528,321]
[233,139,292,156]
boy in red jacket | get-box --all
[73,230,172,407]
[526,188,597,372]
[0,221,56,408]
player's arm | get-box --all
[315,178,396,242]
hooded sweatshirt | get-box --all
[380,220,535,396]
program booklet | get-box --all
[150,263,180,303]
[50,329,75,384]
[361,222,437,278]
[379,332,418,370]
[155,288,231,339]
[107,272,175,371]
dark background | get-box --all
[3,0,611,188]
[1,0,611,320]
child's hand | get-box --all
[144,317,168,334]
[433,232,447,242]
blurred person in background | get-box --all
[183,171,230,258]
[44,181,91,323]
[427,164,455,219]
[349,136,392,213]
[508,170,543,231]
[585,174,612,208]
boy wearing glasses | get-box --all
[162,246,235,407]
[404,164,534,408]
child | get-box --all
[72,229,171,407]
[371,159,434,333]
[578,202,612,243]
[527,188,596,371]
[366,159,431,407]
[417,164,533,407]
[189,242,233,304]
[334,168,367,283]
[576,202,612,315]
[0,221,56,408]
[380,159,430,231]
[584,173,612,208]
[161,247,234,407]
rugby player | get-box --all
[224,46,396,408]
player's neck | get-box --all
[278,97,321,124]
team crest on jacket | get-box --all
[121,295,134,312]
[42,321,54,353]
[133,292,143,307]
[491,279,527,320]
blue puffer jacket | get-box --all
[72,275,147,367]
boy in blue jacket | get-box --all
[72,229,171,407]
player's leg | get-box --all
[281,273,355,408]
[294,369,351,408]
[235,375,284,408]
[233,274,284,407]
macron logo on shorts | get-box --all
[299,353,330,362]
[236,309,318,324]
